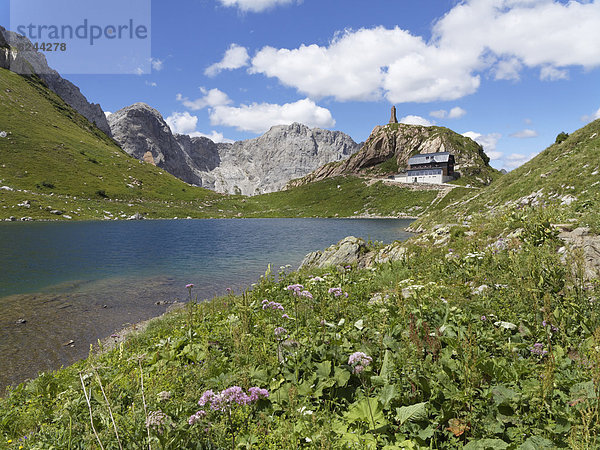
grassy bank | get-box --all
[1,206,599,448]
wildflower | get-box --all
[286,284,304,293]
[262,300,284,311]
[192,386,269,419]
[188,410,206,425]
[348,351,373,374]
[282,314,290,319]
[309,276,325,282]
[186,284,194,289]
[146,410,170,434]
[299,290,313,299]
[221,386,250,406]
[198,389,219,410]
[529,342,548,357]
[328,287,344,297]
[274,327,288,338]
[481,315,487,321]
[248,387,269,401]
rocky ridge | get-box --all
[0,26,111,136]
[289,123,496,188]
[108,104,360,195]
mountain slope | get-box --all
[108,103,360,195]
[413,119,600,231]
[0,68,222,220]
[290,122,499,188]
[0,25,111,136]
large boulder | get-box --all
[559,227,600,281]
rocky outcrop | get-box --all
[109,105,360,194]
[290,123,495,188]
[300,236,408,270]
[559,227,600,281]
[200,123,359,195]
[0,26,111,136]
[107,103,201,185]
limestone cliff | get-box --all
[107,103,201,185]
[109,104,361,195]
[290,123,496,188]
[0,26,111,136]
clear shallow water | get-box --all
[0,218,412,390]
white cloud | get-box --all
[448,107,466,119]
[189,130,234,143]
[399,115,434,126]
[540,65,568,81]
[429,106,466,119]
[151,58,164,71]
[510,129,539,138]
[205,44,250,77]
[505,152,534,169]
[166,112,199,135]
[581,107,600,123]
[209,98,335,134]
[248,0,600,103]
[176,88,232,111]
[430,109,447,119]
[463,131,502,160]
[145,81,157,87]
[217,0,296,13]
[491,57,522,81]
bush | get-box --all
[555,132,569,144]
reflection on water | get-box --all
[0,218,413,391]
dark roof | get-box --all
[408,152,452,166]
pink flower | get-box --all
[348,352,373,374]
[186,284,194,289]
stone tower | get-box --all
[389,106,398,124]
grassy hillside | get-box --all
[413,119,600,232]
[0,68,228,220]
[214,176,441,218]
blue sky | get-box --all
[2,0,600,171]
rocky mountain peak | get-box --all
[289,121,496,187]
[108,106,361,195]
[0,25,112,137]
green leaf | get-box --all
[396,402,427,425]
[463,439,509,450]
[334,367,350,387]
[316,360,332,379]
[380,350,393,382]
[492,385,517,405]
[379,384,397,408]
[345,397,387,428]
[518,436,554,449]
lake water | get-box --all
[0,218,413,391]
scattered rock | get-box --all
[15,318,26,324]
[50,210,63,215]
[63,340,75,347]
[0,131,7,138]
[128,212,144,220]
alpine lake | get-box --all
[0,218,413,391]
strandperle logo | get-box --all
[15,19,149,46]
[10,0,151,75]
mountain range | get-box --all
[108,103,360,195]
